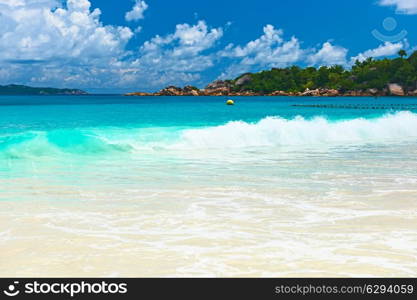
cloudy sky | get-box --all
[0,0,416,93]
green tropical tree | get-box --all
[398,49,407,59]
[229,50,417,93]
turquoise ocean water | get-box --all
[1,95,417,158]
[1,95,417,277]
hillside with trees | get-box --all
[127,50,417,97]
[0,84,88,95]
[230,50,417,95]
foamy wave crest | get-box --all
[0,129,135,159]
[2,112,417,159]
[176,111,417,148]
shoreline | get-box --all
[125,94,417,97]
[1,97,417,277]
[125,83,417,98]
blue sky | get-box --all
[0,0,416,93]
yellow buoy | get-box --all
[226,99,234,106]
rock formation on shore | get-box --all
[125,82,417,97]
[387,83,405,96]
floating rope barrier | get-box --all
[292,104,417,110]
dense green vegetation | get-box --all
[0,84,87,95]
[232,50,417,93]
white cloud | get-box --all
[0,0,134,88]
[307,42,348,66]
[129,20,223,87]
[125,0,148,22]
[0,2,223,90]
[220,25,284,58]
[0,0,132,63]
[134,26,142,34]
[350,41,405,63]
[218,26,351,79]
[67,0,90,12]
[378,0,417,14]
[219,25,304,78]
[0,0,58,7]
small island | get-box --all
[0,84,88,95]
[126,50,417,97]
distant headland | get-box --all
[126,50,417,97]
[0,84,88,95]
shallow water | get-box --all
[0,95,416,277]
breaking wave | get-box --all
[177,111,417,148]
[1,111,417,159]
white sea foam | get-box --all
[176,111,417,149]
[2,112,417,159]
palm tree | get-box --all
[398,50,407,59]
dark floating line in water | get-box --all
[292,104,417,110]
